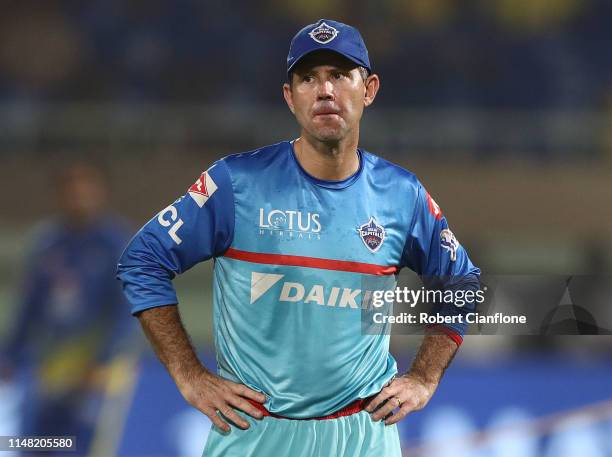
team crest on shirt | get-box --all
[358,217,385,253]
[440,229,458,261]
[309,22,339,44]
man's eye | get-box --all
[302,75,314,82]
[332,72,346,80]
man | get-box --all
[117,19,480,456]
[1,163,135,456]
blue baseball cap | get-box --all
[286,19,371,76]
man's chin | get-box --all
[312,128,345,143]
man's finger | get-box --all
[218,404,250,430]
[364,385,399,413]
[384,396,422,425]
[370,397,400,422]
[203,408,231,433]
[228,396,264,420]
[384,406,410,425]
[233,384,267,403]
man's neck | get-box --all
[294,133,360,181]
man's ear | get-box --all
[364,74,380,107]
[283,82,295,114]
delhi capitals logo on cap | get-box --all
[309,22,339,44]
[358,217,385,253]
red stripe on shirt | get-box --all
[223,248,398,276]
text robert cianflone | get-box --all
[372,312,527,325]
[371,287,486,308]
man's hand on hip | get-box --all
[136,306,266,433]
[365,332,459,425]
[177,368,266,432]
[364,374,436,425]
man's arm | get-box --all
[371,181,480,425]
[117,162,266,431]
[138,305,265,432]
[365,330,457,424]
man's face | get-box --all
[57,165,107,225]
[283,51,379,144]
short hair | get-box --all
[357,66,369,82]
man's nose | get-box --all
[316,80,335,100]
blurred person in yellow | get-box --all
[0,164,136,456]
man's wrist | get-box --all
[170,360,209,386]
[402,370,439,393]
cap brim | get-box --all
[287,48,369,75]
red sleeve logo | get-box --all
[188,170,217,208]
[189,172,209,197]
[426,191,443,220]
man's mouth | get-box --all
[313,104,341,117]
[313,109,341,117]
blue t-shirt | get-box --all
[117,140,480,418]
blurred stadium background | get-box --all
[0,0,611,456]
